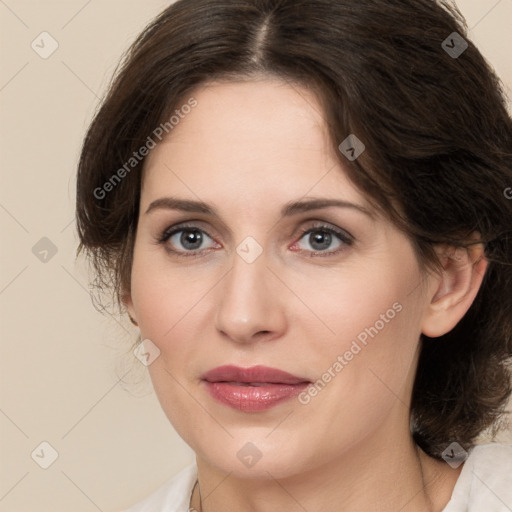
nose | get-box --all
[214,247,288,345]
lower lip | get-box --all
[203,381,309,412]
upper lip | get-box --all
[201,365,310,385]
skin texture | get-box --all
[124,78,487,511]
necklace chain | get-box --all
[191,479,202,512]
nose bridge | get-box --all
[224,231,269,297]
[223,245,270,317]
[214,242,284,343]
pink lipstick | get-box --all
[201,365,310,412]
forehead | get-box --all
[172,78,329,141]
[141,79,367,209]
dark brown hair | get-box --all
[76,0,512,458]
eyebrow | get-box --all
[145,197,374,218]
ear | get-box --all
[121,289,139,327]
[421,240,488,338]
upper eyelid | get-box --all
[162,220,349,235]
[299,222,353,237]
[161,221,216,239]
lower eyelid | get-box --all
[292,238,348,255]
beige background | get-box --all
[0,1,511,511]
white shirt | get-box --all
[123,443,512,511]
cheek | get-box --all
[292,258,420,354]
[293,251,425,406]
[129,246,208,340]
[130,256,212,439]
[293,295,423,457]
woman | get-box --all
[76,0,512,510]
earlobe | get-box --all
[421,242,487,338]
[121,291,139,327]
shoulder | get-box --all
[121,463,197,512]
[443,443,512,511]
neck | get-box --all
[190,424,461,512]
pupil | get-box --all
[182,230,202,249]
[310,231,331,250]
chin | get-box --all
[194,433,313,480]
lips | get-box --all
[201,365,309,385]
[201,365,310,412]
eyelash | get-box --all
[157,222,354,259]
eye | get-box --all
[292,223,353,256]
[157,221,353,258]
[158,224,218,256]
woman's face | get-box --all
[126,78,437,478]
